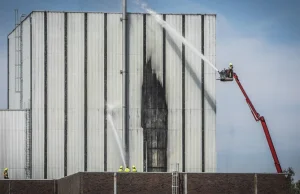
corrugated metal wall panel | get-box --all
[8,32,15,109]
[6,12,216,177]
[22,18,31,109]
[107,13,123,171]
[47,12,64,179]
[0,113,4,177]
[31,12,45,179]
[67,13,85,175]
[144,14,167,172]
[128,14,143,172]
[184,15,203,172]
[204,15,216,172]
[87,13,105,172]
[146,14,164,85]
[165,15,183,171]
[8,29,21,109]
[0,110,27,179]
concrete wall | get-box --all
[0,180,56,194]
[57,172,114,194]
[0,172,289,194]
[117,173,172,194]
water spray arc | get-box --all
[107,108,127,168]
[136,0,219,72]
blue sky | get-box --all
[0,0,299,180]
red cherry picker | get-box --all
[217,64,283,173]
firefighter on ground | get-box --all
[3,168,9,179]
[125,166,130,172]
[132,165,137,172]
[227,63,233,78]
[118,165,123,172]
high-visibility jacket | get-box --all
[125,168,130,172]
[132,168,137,172]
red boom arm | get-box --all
[233,73,283,173]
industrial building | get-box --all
[1,11,216,179]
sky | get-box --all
[0,0,299,180]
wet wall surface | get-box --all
[0,172,290,194]
[142,58,168,172]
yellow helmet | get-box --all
[132,165,136,168]
[229,63,233,66]
[119,165,123,169]
[4,168,8,171]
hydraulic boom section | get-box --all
[218,67,283,173]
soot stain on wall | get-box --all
[141,57,168,172]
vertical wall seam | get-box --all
[80,173,83,193]
[114,172,117,194]
[142,13,146,172]
[54,180,57,194]
[64,12,68,177]
[44,11,48,179]
[201,14,205,172]
[182,15,185,172]
[84,12,88,172]
[162,14,167,172]
[184,173,188,194]
[20,22,23,109]
[162,14,166,91]
[25,109,29,178]
[7,37,9,109]
[254,174,258,194]
[29,15,33,178]
[123,4,129,166]
[104,12,108,172]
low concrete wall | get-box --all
[57,173,81,194]
[186,173,289,194]
[0,180,56,194]
[80,172,114,194]
[0,172,290,194]
[187,173,255,193]
[56,172,114,194]
[117,173,172,194]
[187,174,254,194]
[257,174,290,194]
